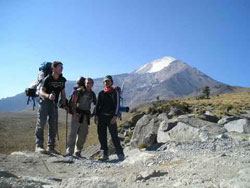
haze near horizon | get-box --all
[0,0,249,99]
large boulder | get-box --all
[224,119,250,133]
[178,116,227,134]
[157,119,178,143]
[130,115,160,148]
[157,117,227,143]
[129,112,145,126]
[157,113,168,121]
[218,116,241,125]
[157,122,210,142]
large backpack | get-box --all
[25,62,52,110]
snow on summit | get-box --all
[135,56,176,74]
[148,56,176,73]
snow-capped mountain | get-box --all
[134,56,176,74]
[0,56,237,111]
[117,56,234,105]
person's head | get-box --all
[52,61,63,75]
[77,77,85,88]
[85,78,94,90]
[103,75,113,88]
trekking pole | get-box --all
[52,92,61,154]
[65,110,68,152]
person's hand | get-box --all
[94,116,98,124]
[110,116,117,125]
[48,93,55,101]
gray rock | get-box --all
[130,115,160,148]
[177,117,216,129]
[203,114,219,123]
[218,116,241,125]
[168,106,185,117]
[0,171,18,178]
[121,149,155,165]
[226,132,250,142]
[157,113,168,121]
[157,120,178,143]
[179,116,227,134]
[158,117,227,143]
[129,113,145,126]
[158,122,210,142]
[135,169,168,181]
[224,119,250,133]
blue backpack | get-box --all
[25,62,52,109]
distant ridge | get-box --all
[0,57,246,111]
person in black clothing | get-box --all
[94,75,124,161]
[35,61,67,154]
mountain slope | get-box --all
[0,56,242,111]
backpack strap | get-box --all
[26,96,36,110]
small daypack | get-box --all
[66,88,96,115]
[25,62,52,110]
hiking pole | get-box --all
[65,110,68,152]
[52,92,61,154]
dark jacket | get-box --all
[95,89,120,117]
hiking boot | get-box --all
[75,151,82,158]
[98,155,109,162]
[47,147,60,155]
[118,154,125,161]
[64,152,73,157]
[35,146,46,154]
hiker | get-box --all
[65,77,96,158]
[94,75,125,161]
[35,61,67,154]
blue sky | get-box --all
[0,0,249,99]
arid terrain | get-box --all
[1,92,250,188]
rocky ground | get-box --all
[1,110,250,188]
[1,139,250,188]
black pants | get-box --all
[97,114,124,156]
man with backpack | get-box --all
[35,61,67,154]
[94,75,125,161]
[65,77,96,158]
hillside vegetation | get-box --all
[0,92,250,154]
[133,92,250,118]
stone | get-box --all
[203,114,219,123]
[224,119,250,133]
[218,116,241,125]
[130,115,160,148]
[157,122,210,142]
[157,113,168,121]
[157,119,178,143]
[135,169,168,181]
[0,171,18,178]
[129,113,145,126]
[121,149,155,165]
[168,106,185,117]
